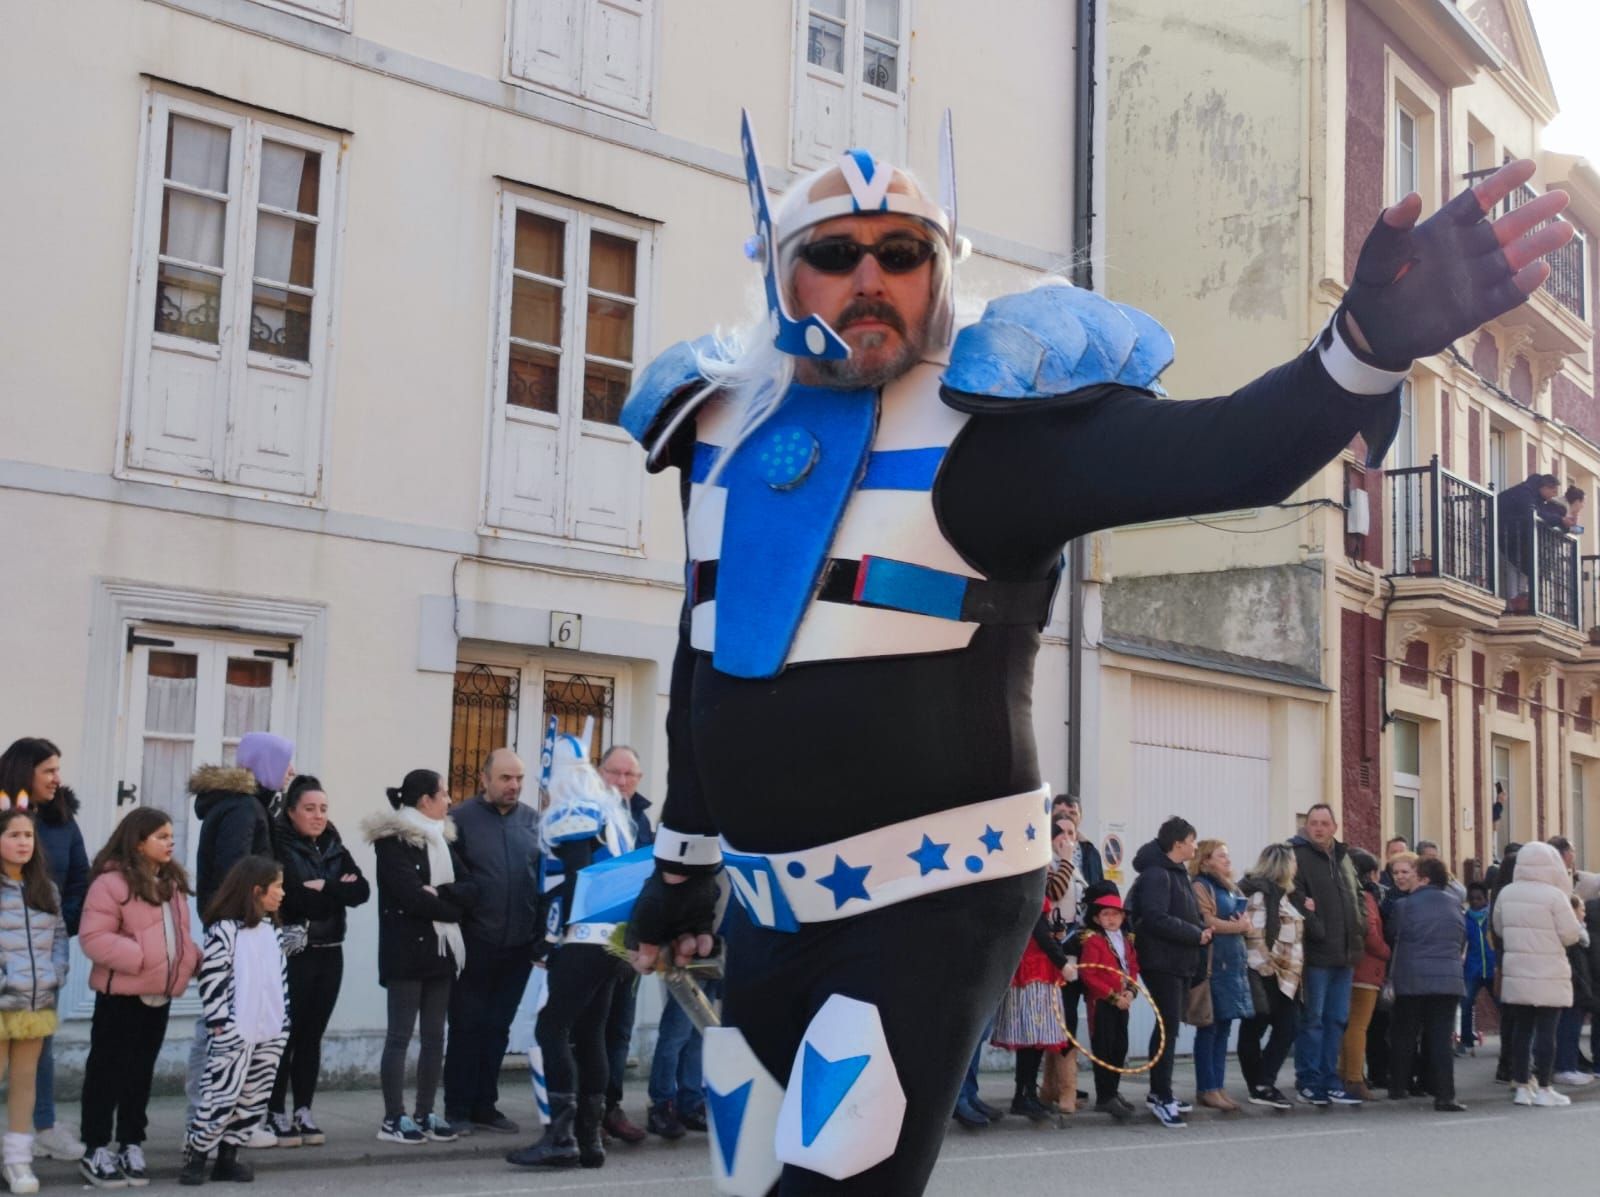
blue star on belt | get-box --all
[816,854,872,908]
[907,834,950,876]
[1025,824,1037,842]
[979,825,1004,854]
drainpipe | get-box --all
[1066,0,1097,799]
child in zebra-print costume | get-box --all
[182,856,302,1186]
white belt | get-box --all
[721,786,1052,931]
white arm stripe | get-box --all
[1319,316,1410,395]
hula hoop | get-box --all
[1053,961,1166,1076]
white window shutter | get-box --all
[793,71,850,169]
[496,420,564,536]
[581,0,653,117]
[569,431,641,547]
[229,370,315,493]
[510,0,583,95]
[134,347,229,479]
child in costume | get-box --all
[0,803,69,1194]
[1078,886,1139,1120]
[182,856,295,1186]
[991,817,1079,1121]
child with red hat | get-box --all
[1078,883,1140,1119]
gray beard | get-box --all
[807,330,925,391]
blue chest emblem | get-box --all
[712,384,876,679]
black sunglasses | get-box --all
[796,234,938,275]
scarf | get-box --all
[399,806,466,976]
[232,922,285,1045]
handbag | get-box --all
[1184,943,1215,1027]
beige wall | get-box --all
[0,0,1079,1051]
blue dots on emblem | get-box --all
[759,427,820,490]
[964,855,983,874]
[787,861,807,879]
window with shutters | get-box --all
[791,0,910,170]
[506,0,657,120]
[120,90,342,503]
[484,191,652,548]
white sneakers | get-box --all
[242,1124,278,1149]
[32,1125,84,1161]
[3,1132,38,1194]
[1515,1084,1573,1107]
[2,1163,39,1195]
[1552,1070,1593,1086]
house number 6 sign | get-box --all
[549,611,582,650]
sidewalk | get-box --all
[38,1040,1527,1184]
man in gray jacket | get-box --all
[1289,804,1367,1107]
[443,749,538,1135]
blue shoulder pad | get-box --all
[620,335,722,448]
[941,285,1175,408]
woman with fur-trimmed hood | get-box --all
[362,770,474,1145]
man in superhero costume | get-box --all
[619,113,1571,1195]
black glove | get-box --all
[625,866,720,952]
[1340,185,1526,370]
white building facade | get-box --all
[0,0,1084,1078]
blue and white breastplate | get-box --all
[686,361,1008,678]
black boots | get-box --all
[211,1144,253,1183]
[575,1095,606,1169]
[1010,1084,1054,1124]
[505,1093,579,1168]
[178,1148,208,1186]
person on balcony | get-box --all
[1497,473,1560,606]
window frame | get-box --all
[789,0,912,171]
[504,0,660,125]
[118,87,344,507]
[482,188,654,550]
[1384,49,1441,213]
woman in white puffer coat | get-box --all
[1491,841,1585,1107]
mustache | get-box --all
[835,300,906,337]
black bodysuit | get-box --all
[657,349,1388,854]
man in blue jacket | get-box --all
[443,749,538,1135]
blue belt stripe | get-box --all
[690,442,942,491]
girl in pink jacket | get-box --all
[77,809,201,1187]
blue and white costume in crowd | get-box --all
[508,734,640,1167]
[621,111,1407,1195]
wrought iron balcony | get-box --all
[1505,182,1588,324]
[1386,457,1496,592]
[1499,514,1580,629]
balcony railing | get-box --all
[1386,456,1496,592]
[1506,182,1587,322]
[1500,514,1581,628]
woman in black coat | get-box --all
[363,770,475,1144]
[269,775,370,1144]
[1387,857,1467,1112]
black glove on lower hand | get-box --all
[625,866,720,953]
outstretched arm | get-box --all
[941,161,1572,574]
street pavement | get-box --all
[43,1043,1590,1193]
